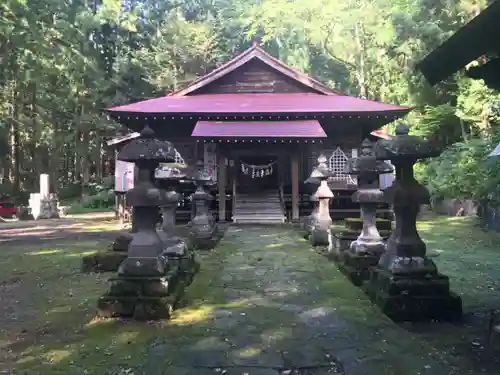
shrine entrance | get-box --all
[237,155,279,193]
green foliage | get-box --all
[417,135,500,205]
[0,0,497,206]
[65,189,115,214]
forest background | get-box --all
[1,0,499,210]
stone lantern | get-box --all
[155,163,188,240]
[310,155,334,247]
[188,160,220,250]
[368,124,462,321]
[302,156,323,238]
[97,125,197,320]
[339,139,393,285]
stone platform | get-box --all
[365,266,463,322]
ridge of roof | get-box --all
[169,44,342,97]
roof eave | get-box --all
[417,1,500,85]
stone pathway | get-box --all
[142,227,451,375]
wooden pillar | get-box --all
[218,153,227,222]
[291,152,299,222]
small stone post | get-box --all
[338,139,393,285]
[310,156,333,247]
[367,124,462,322]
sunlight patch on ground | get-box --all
[265,243,284,248]
[170,299,252,326]
[43,349,72,364]
[237,346,262,357]
[65,251,98,257]
[27,249,62,256]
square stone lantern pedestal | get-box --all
[366,125,462,322]
[338,139,394,286]
[187,160,222,250]
[97,126,197,320]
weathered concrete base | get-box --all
[97,270,192,320]
[365,266,463,322]
[190,225,226,250]
[97,245,199,320]
[81,252,127,273]
[327,231,359,261]
[337,252,380,286]
[81,233,133,273]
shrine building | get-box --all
[107,43,408,224]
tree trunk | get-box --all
[81,129,91,200]
[354,22,368,99]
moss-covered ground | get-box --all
[0,215,499,375]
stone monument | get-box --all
[29,174,59,219]
[367,124,462,322]
[98,125,197,320]
[338,139,394,285]
[188,160,220,250]
[310,155,334,247]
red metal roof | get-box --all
[191,120,327,138]
[108,93,409,115]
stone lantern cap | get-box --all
[314,183,334,199]
[118,125,176,163]
[309,155,332,181]
[373,124,441,161]
[188,160,214,186]
[345,139,394,176]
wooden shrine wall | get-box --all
[192,59,319,95]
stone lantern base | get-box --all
[365,267,463,322]
[97,243,199,320]
[328,218,391,262]
[338,252,381,286]
[81,234,132,273]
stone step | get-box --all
[234,209,284,216]
[234,204,283,210]
[235,198,281,203]
[233,216,286,224]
